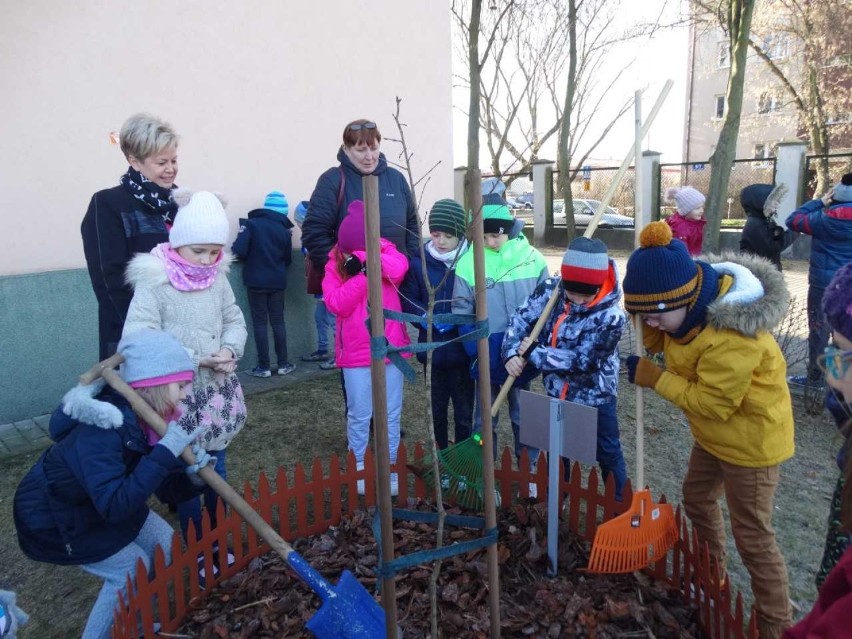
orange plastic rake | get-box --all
[587,489,678,573]
[587,88,678,574]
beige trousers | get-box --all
[682,443,791,639]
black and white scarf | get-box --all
[119,167,178,224]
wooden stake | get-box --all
[363,175,400,638]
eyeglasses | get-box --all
[348,122,377,132]
[817,345,852,379]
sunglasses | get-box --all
[348,121,377,131]
[817,345,852,379]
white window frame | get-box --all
[757,92,782,115]
[713,94,726,120]
[717,41,730,68]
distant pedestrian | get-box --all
[664,186,706,256]
[294,200,336,370]
[785,173,852,390]
[739,183,791,271]
[231,191,296,378]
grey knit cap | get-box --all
[118,329,194,386]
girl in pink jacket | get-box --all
[665,186,707,256]
[322,200,411,495]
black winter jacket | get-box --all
[301,148,420,269]
[81,185,172,358]
[231,208,294,289]
[739,184,787,270]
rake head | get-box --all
[411,434,487,510]
[586,489,679,574]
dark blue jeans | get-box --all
[248,287,288,369]
[178,449,228,541]
[430,364,474,449]
[562,398,627,501]
[807,285,829,381]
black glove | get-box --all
[344,255,366,277]
[770,224,785,240]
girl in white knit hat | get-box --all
[664,185,707,256]
[124,189,247,546]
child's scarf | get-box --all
[151,242,222,291]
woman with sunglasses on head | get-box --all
[785,262,852,638]
[301,119,420,281]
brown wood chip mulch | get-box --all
[177,501,701,639]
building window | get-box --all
[757,92,782,114]
[717,41,730,68]
[714,95,726,119]
[762,34,788,60]
[753,143,777,160]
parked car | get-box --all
[554,198,633,228]
[515,193,534,209]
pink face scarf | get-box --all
[151,242,222,291]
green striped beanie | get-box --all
[429,199,467,238]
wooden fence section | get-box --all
[112,442,758,638]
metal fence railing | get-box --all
[804,153,852,199]
[658,159,776,221]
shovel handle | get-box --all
[79,354,125,385]
[490,280,563,418]
[94,364,298,564]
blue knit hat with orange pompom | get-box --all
[623,221,720,339]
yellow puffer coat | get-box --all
[644,253,794,467]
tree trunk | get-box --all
[704,0,755,253]
[557,0,578,242]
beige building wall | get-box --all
[684,19,799,162]
[0,1,453,276]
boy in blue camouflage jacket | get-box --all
[503,237,628,499]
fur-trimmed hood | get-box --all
[703,251,789,337]
[125,249,232,289]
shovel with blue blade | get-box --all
[82,356,397,639]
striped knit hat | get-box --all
[263,191,289,215]
[561,237,609,294]
[623,222,702,313]
[429,199,467,238]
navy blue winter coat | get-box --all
[301,148,420,269]
[786,200,852,289]
[400,244,471,370]
[231,208,294,289]
[13,388,196,565]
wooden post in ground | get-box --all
[363,175,400,638]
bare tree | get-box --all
[701,0,756,253]
[746,0,852,194]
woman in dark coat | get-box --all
[739,183,789,271]
[81,113,180,359]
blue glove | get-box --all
[157,421,196,458]
[186,443,216,488]
[0,590,28,639]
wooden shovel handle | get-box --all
[89,361,296,561]
[79,354,124,385]
[490,281,562,418]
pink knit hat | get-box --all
[337,200,366,253]
[666,186,706,215]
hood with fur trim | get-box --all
[125,249,231,289]
[704,251,789,337]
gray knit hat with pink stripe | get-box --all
[561,237,609,294]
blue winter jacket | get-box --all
[13,387,196,565]
[502,262,625,406]
[301,148,420,269]
[400,242,471,369]
[231,208,294,289]
[786,200,852,289]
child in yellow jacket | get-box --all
[622,222,794,639]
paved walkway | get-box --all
[0,251,811,459]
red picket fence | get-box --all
[112,442,758,638]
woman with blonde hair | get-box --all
[81,113,180,359]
